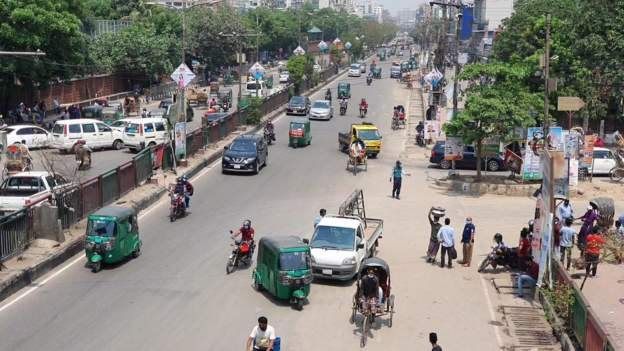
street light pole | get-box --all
[220,30,260,112]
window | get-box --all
[155,122,166,132]
[125,123,140,133]
[81,124,96,133]
[46,176,57,189]
[34,128,48,135]
[68,124,81,133]
[97,123,111,132]
[87,219,116,237]
[594,150,613,159]
[52,125,63,134]
[16,128,33,135]
[144,123,154,133]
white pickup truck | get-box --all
[309,190,383,280]
[0,172,70,215]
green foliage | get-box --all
[287,54,313,93]
[542,283,575,323]
[90,22,179,78]
[245,97,264,125]
[0,0,87,87]
[445,63,541,178]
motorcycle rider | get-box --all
[339,97,348,113]
[174,176,194,209]
[264,121,276,141]
[325,88,332,102]
[232,220,256,254]
[359,98,368,116]
[366,72,373,85]
[416,121,425,144]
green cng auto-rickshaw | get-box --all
[337,82,351,99]
[252,236,312,310]
[372,67,382,79]
[84,205,142,273]
[288,117,311,148]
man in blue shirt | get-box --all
[389,160,410,199]
[559,218,576,270]
[459,217,475,267]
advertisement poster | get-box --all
[174,122,187,159]
[564,130,581,159]
[536,213,553,288]
[522,127,563,180]
[444,137,464,160]
[580,134,596,168]
[569,158,579,186]
[551,151,569,198]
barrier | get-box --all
[551,260,616,350]
[0,208,33,262]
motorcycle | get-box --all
[340,105,347,116]
[169,191,186,222]
[477,246,524,273]
[366,77,372,86]
[416,130,425,146]
[359,107,367,118]
[391,116,400,130]
[226,231,254,274]
[264,125,276,145]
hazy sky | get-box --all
[377,0,427,14]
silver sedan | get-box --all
[308,100,333,120]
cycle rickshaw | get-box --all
[350,257,395,347]
[347,140,367,175]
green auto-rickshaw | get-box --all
[372,67,382,79]
[81,105,103,119]
[252,236,312,310]
[288,117,311,148]
[337,82,351,99]
[84,205,142,273]
[101,106,124,125]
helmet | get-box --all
[243,219,251,229]
[494,233,503,243]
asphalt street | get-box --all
[0,61,524,351]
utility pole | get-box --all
[0,51,46,56]
[544,14,551,137]
[220,30,260,111]
[452,7,462,118]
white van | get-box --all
[246,80,266,97]
[122,118,170,152]
[50,118,124,152]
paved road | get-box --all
[0,60,513,350]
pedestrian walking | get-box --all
[246,316,276,351]
[389,160,410,199]
[556,199,574,222]
[314,208,326,228]
[576,203,598,257]
[585,227,606,277]
[429,332,442,351]
[516,260,539,298]
[458,217,475,267]
[559,218,576,270]
[426,208,442,263]
[437,217,455,268]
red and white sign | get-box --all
[171,63,196,89]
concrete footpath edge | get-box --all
[0,66,351,304]
[434,177,540,197]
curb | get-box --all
[434,178,541,197]
[0,67,351,303]
[0,185,167,303]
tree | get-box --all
[287,54,313,93]
[444,63,542,179]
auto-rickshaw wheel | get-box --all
[132,246,141,258]
[295,298,304,311]
[252,273,263,291]
[91,261,101,273]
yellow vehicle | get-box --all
[338,122,382,158]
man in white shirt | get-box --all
[247,316,276,351]
[559,218,576,270]
[556,199,574,222]
[437,217,455,268]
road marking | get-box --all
[480,277,504,347]
[0,186,171,313]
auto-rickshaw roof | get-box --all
[90,205,135,219]
[259,236,309,252]
[338,82,350,87]
[290,117,309,124]
[360,257,390,276]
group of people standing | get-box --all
[425,208,475,269]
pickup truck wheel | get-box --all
[113,140,124,150]
[439,160,451,169]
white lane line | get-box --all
[0,181,174,313]
[480,277,504,347]
[0,73,342,313]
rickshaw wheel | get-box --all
[360,315,369,347]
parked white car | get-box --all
[0,125,50,149]
[588,147,618,175]
[50,118,124,152]
[279,71,290,83]
[123,118,170,152]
